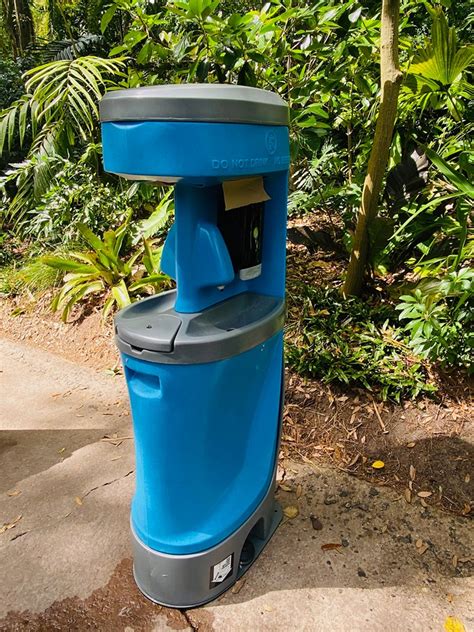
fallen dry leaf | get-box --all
[417,543,429,555]
[231,578,246,594]
[296,484,303,499]
[406,442,416,448]
[371,460,385,469]
[415,539,424,549]
[409,465,416,481]
[444,616,466,632]
[417,491,433,498]
[283,505,299,519]
[0,514,22,534]
[321,543,342,552]
[7,489,21,497]
[75,496,83,506]
[404,489,412,503]
[279,484,293,492]
[345,450,360,465]
[464,474,470,484]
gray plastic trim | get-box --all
[131,480,282,608]
[100,84,289,126]
[115,290,285,365]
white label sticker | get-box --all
[212,554,233,584]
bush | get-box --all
[0,57,24,110]
[286,286,436,401]
[18,159,132,245]
[397,268,474,372]
[43,219,169,321]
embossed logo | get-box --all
[265,131,277,155]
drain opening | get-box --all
[239,518,264,570]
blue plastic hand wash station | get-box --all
[100,85,290,608]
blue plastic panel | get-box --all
[101,121,289,181]
[122,331,283,555]
[166,174,288,312]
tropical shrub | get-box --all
[396,268,473,372]
[0,57,24,109]
[286,286,435,401]
[401,6,474,123]
[19,158,132,244]
[42,219,169,321]
[0,55,126,222]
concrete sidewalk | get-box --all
[0,338,472,631]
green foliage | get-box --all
[396,268,473,372]
[286,287,436,401]
[376,147,472,271]
[19,156,132,244]
[0,55,125,156]
[403,6,474,121]
[42,218,168,321]
[0,256,60,295]
[0,58,24,109]
[390,144,473,373]
[0,230,21,265]
[0,55,125,222]
[0,0,472,386]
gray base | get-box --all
[131,482,282,609]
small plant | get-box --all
[42,219,168,321]
[0,256,61,295]
[286,286,435,401]
[396,267,474,372]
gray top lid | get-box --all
[100,84,289,126]
[115,289,285,364]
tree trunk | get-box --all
[2,0,35,55]
[342,0,403,297]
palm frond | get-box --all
[409,8,474,87]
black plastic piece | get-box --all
[218,203,264,274]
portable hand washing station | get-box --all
[99,84,290,608]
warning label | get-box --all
[210,554,233,587]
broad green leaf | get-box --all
[77,223,105,251]
[129,274,167,291]
[348,7,362,23]
[41,256,92,273]
[424,147,474,198]
[102,296,116,322]
[111,280,131,309]
[101,4,117,33]
[61,280,104,322]
[409,9,473,86]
